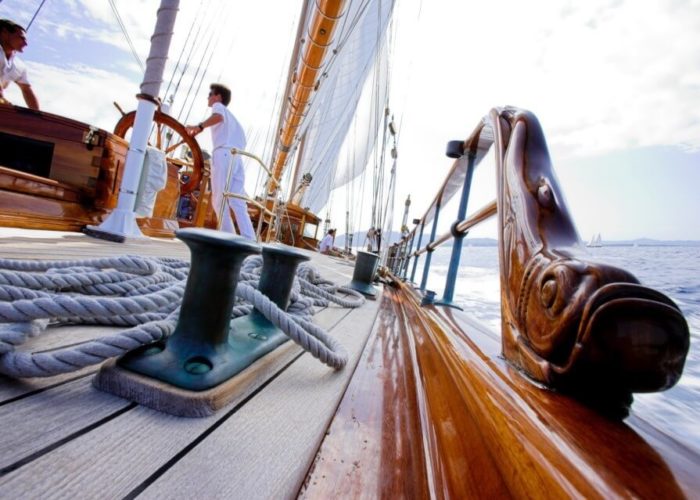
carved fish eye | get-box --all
[539,263,578,315]
[537,180,554,209]
[541,278,557,308]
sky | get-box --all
[1,0,699,241]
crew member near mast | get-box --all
[0,19,39,110]
[319,228,342,257]
[186,83,255,240]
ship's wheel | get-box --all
[113,110,205,194]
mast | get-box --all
[267,0,348,199]
[87,0,180,241]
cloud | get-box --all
[11,61,139,131]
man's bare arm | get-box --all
[186,113,223,136]
[18,83,39,110]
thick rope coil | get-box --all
[0,253,365,377]
[236,283,348,369]
[0,255,159,275]
[0,314,177,378]
[297,262,366,308]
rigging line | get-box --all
[355,148,368,244]
[374,9,387,229]
[213,17,238,83]
[364,5,388,228]
[379,7,393,229]
[181,19,226,126]
[393,0,422,139]
[167,5,208,109]
[343,143,354,241]
[313,0,372,95]
[264,16,302,194]
[174,0,223,122]
[26,0,47,31]
[107,0,145,73]
[330,0,373,58]
[322,0,391,81]
[245,128,267,196]
[350,119,368,242]
[349,133,360,242]
[204,0,240,84]
[163,0,205,101]
[380,140,397,232]
[162,8,212,151]
[370,59,386,228]
[298,0,374,116]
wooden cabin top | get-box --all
[0,228,697,498]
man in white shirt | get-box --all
[186,83,255,240]
[0,19,39,110]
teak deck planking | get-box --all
[0,229,375,498]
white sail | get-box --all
[290,0,396,213]
[587,233,602,247]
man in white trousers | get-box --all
[186,83,255,240]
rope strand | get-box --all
[0,254,364,378]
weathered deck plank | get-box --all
[0,228,378,498]
[140,295,381,499]
[0,376,130,471]
[0,302,375,498]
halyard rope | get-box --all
[0,255,365,378]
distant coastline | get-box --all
[462,237,700,248]
[334,231,700,248]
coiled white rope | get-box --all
[0,254,365,378]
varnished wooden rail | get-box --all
[412,200,497,257]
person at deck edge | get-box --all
[319,229,341,256]
[0,19,39,110]
[186,83,255,240]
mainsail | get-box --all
[272,0,396,213]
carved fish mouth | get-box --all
[553,283,690,392]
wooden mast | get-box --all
[267,0,347,199]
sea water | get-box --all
[411,244,700,452]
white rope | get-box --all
[0,253,364,378]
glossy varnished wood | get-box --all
[405,281,695,496]
[491,108,689,411]
[301,291,430,498]
[0,106,129,230]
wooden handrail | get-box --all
[413,200,497,257]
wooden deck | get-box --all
[2,229,698,498]
[0,229,380,498]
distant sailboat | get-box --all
[587,233,603,247]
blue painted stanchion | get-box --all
[410,222,425,283]
[420,197,442,293]
[395,240,405,274]
[399,233,416,281]
[402,232,416,280]
[435,151,477,308]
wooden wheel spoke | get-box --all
[113,110,204,194]
[165,139,186,155]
